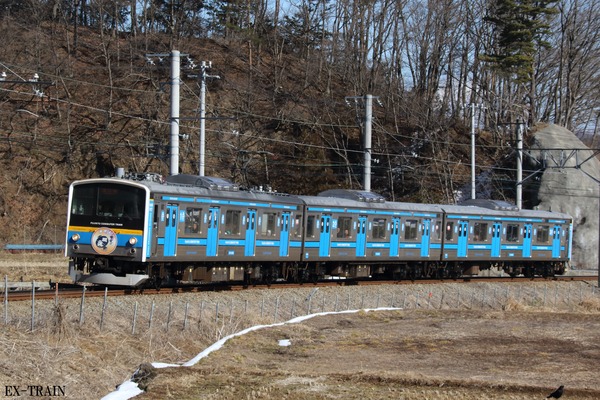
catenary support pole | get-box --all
[471,103,476,199]
[516,120,524,210]
[364,94,373,192]
[170,49,180,176]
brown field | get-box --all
[137,308,600,400]
[1,254,599,399]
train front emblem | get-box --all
[91,227,117,255]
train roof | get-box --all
[300,190,444,214]
[72,176,306,206]
[71,176,572,222]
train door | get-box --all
[279,212,290,257]
[552,224,562,258]
[457,220,469,257]
[163,203,178,257]
[207,207,220,257]
[420,219,431,257]
[319,214,331,257]
[244,209,256,256]
[491,222,502,257]
[389,217,400,257]
[523,223,532,258]
[356,216,367,257]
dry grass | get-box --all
[1,257,599,399]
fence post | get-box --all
[290,298,295,319]
[229,301,233,324]
[415,292,420,309]
[149,301,155,330]
[31,281,35,332]
[274,297,279,322]
[79,286,86,325]
[4,275,7,324]
[132,302,138,335]
[166,301,172,331]
[200,300,205,325]
[100,287,108,331]
[184,302,189,330]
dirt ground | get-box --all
[137,308,600,400]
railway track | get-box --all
[3,275,596,302]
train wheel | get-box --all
[152,276,162,290]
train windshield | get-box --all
[70,182,146,230]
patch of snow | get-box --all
[102,307,402,399]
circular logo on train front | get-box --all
[91,227,118,255]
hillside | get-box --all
[0,22,518,246]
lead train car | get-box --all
[65,174,572,287]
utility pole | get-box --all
[170,50,180,176]
[516,120,525,209]
[198,61,220,176]
[464,103,485,200]
[146,50,186,176]
[345,94,379,192]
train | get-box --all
[65,172,573,287]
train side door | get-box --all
[244,209,256,256]
[457,220,469,257]
[552,224,562,258]
[207,207,220,257]
[420,219,431,257]
[319,214,331,257]
[491,222,502,257]
[356,216,367,257]
[279,212,291,257]
[163,203,178,257]
[389,217,400,257]
[523,223,532,258]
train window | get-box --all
[506,224,519,242]
[372,218,387,239]
[224,210,241,236]
[473,222,488,241]
[434,221,442,240]
[260,212,278,237]
[537,225,550,243]
[292,214,303,238]
[185,207,202,234]
[404,219,418,240]
[445,222,454,240]
[337,217,353,238]
[306,215,317,238]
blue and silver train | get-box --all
[65,173,573,287]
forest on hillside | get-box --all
[0,0,599,244]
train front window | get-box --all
[70,183,146,229]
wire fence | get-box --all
[2,277,599,338]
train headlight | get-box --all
[128,237,138,246]
[71,233,80,242]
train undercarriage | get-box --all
[69,256,569,288]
